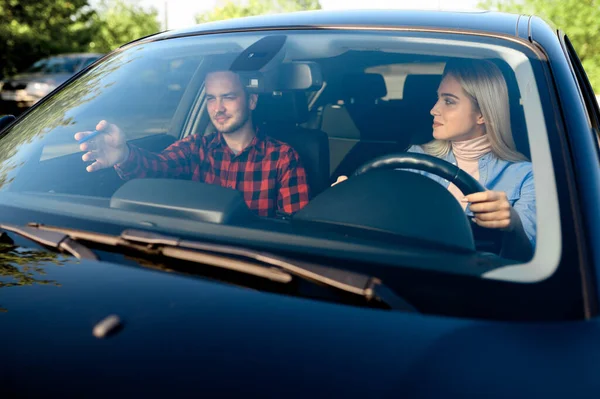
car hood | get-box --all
[1,249,598,398]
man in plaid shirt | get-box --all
[75,70,310,217]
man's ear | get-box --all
[248,93,258,110]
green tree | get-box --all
[196,0,321,23]
[0,0,161,80]
[479,0,600,92]
[0,0,96,79]
[88,0,162,53]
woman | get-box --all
[334,59,536,259]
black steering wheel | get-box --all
[351,152,533,261]
[351,152,513,255]
[352,152,485,195]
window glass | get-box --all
[38,50,201,160]
[0,30,559,284]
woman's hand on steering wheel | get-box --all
[463,190,518,231]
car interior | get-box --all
[5,35,533,263]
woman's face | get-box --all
[430,74,485,142]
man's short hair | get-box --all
[205,69,252,99]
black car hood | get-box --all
[1,251,599,398]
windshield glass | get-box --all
[0,30,559,283]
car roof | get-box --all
[152,9,526,41]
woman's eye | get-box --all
[444,99,455,105]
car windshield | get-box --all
[0,30,559,283]
[25,56,81,74]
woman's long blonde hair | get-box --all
[422,59,528,162]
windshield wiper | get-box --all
[0,224,97,260]
[22,223,416,311]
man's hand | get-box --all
[331,175,348,187]
[463,190,517,231]
[74,120,128,172]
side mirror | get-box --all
[0,115,16,132]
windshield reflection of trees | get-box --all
[0,241,68,312]
[0,49,145,192]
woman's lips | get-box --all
[433,122,443,128]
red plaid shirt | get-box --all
[114,132,310,217]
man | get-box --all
[74,70,310,217]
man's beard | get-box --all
[214,110,250,135]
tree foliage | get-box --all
[88,0,161,53]
[479,0,600,92]
[196,0,321,23]
[0,0,96,79]
[0,0,161,80]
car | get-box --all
[0,53,103,114]
[1,9,599,398]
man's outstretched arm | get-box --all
[114,136,199,181]
[75,120,200,180]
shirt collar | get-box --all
[207,128,266,156]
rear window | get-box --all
[365,63,445,100]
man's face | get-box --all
[205,71,258,134]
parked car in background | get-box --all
[0,9,599,398]
[0,53,103,114]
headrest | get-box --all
[253,91,309,124]
[403,75,442,146]
[402,74,442,103]
[342,73,387,100]
[238,62,323,93]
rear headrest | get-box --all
[253,91,309,124]
[238,61,323,93]
[342,73,387,100]
[402,74,442,104]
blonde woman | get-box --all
[334,59,535,256]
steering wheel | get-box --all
[352,152,511,255]
[352,152,485,195]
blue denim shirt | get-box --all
[408,145,536,247]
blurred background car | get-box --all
[0,53,103,115]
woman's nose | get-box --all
[430,100,440,116]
